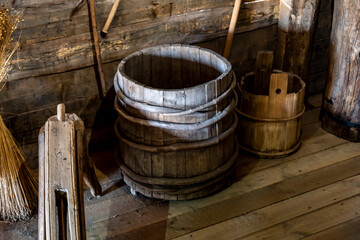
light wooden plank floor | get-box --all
[1,94,360,240]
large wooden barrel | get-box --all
[321,1,360,141]
[236,71,305,158]
[114,44,238,200]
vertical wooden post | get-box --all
[39,105,88,240]
[321,0,360,141]
[276,0,320,83]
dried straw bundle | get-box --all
[0,5,38,221]
[0,115,38,221]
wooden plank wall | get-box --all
[308,0,333,95]
[0,0,332,165]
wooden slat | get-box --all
[170,136,353,216]
[236,131,347,179]
[165,156,360,239]
[86,133,353,239]
[173,176,360,240]
[302,217,360,240]
[238,194,360,240]
[253,51,274,95]
[8,0,279,81]
[2,96,356,240]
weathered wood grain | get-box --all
[302,217,360,240]
[40,111,86,239]
[0,0,278,161]
[238,194,360,240]
[174,176,360,240]
[277,0,321,86]
[321,0,360,141]
[115,45,238,200]
[237,71,305,157]
[1,107,359,240]
[8,0,279,81]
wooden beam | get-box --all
[276,0,320,83]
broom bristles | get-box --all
[0,115,38,221]
[0,5,38,221]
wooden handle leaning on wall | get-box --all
[223,0,242,59]
[88,0,107,98]
[101,0,121,38]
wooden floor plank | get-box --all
[2,102,358,240]
[92,140,360,240]
[237,130,346,178]
[163,156,360,239]
[173,176,360,240]
[238,195,360,240]
[302,217,360,240]
[83,108,346,239]
[168,140,358,218]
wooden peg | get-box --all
[57,104,65,122]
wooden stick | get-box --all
[101,0,121,38]
[88,0,107,98]
[223,0,242,59]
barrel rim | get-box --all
[117,44,232,92]
[114,71,237,116]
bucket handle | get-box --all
[268,73,289,118]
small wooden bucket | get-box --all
[114,44,238,200]
[236,52,305,158]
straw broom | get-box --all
[0,5,38,221]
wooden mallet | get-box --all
[223,0,242,59]
[101,0,121,38]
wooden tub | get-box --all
[114,44,238,200]
[236,71,305,158]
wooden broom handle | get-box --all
[223,0,242,59]
[101,0,121,37]
[88,0,107,98]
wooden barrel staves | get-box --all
[236,52,305,158]
[114,44,238,200]
[321,1,360,141]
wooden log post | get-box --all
[276,0,320,85]
[321,0,360,141]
